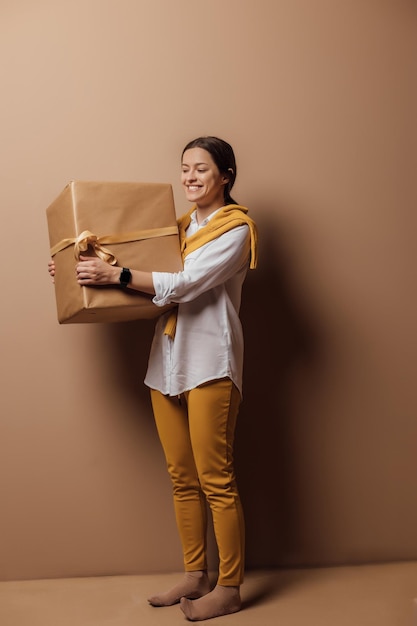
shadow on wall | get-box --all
[237,208,323,570]
[90,317,158,447]
[99,317,156,419]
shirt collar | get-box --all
[190,207,222,228]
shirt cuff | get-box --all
[152,271,174,307]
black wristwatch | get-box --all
[119,267,132,288]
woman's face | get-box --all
[181,147,228,210]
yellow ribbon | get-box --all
[50,226,179,265]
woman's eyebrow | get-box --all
[182,162,209,167]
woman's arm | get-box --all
[47,256,155,294]
[75,256,155,294]
[50,224,249,299]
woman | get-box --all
[48,136,257,621]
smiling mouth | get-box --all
[187,186,202,191]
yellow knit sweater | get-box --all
[177,204,258,269]
[164,204,258,338]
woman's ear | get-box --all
[222,167,234,185]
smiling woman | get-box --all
[48,136,258,621]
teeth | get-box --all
[188,186,200,191]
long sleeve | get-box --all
[152,225,250,307]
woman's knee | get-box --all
[197,467,239,502]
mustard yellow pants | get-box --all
[150,378,245,586]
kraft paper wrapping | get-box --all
[46,181,183,323]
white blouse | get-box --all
[144,209,251,397]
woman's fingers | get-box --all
[76,257,118,285]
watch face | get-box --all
[120,268,131,286]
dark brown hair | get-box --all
[182,136,238,205]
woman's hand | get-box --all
[48,259,56,283]
[76,255,120,286]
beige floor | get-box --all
[1,562,416,626]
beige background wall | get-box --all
[0,0,415,581]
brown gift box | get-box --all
[46,180,183,323]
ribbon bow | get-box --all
[73,230,117,265]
